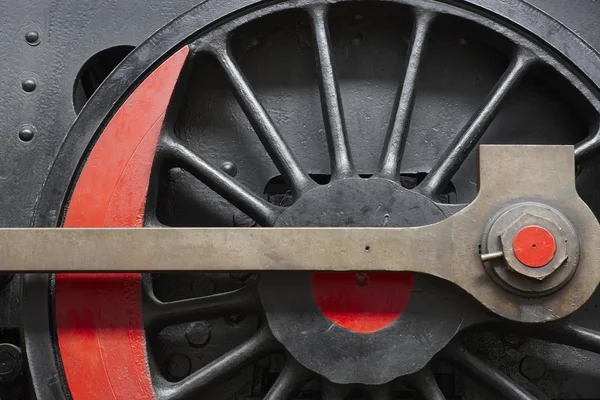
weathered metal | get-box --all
[2,145,599,323]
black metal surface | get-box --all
[259,272,468,385]
[10,0,600,399]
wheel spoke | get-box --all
[264,358,312,400]
[159,134,282,226]
[409,368,446,400]
[145,281,261,330]
[308,4,356,180]
[379,10,435,180]
[208,44,316,198]
[158,326,278,400]
[530,322,600,354]
[575,129,600,163]
[444,345,536,400]
[417,50,535,198]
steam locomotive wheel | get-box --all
[22,0,600,399]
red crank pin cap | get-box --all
[480,202,579,296]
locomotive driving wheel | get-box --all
[20,0,600,399]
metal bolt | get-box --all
[519,356,545,381]
[185,321,211,347]
[18,127,35,142]
[0,344,22,384]
[233,210,256,227]
[220,161,237,177]
[481,202,579,296]
[25,31,40,45]
[164,353,191,381]
[21,78,37,93]
[191,277,215,297]
[499,213,568,281]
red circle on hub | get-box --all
[310,273,414,333]
[512,225,556,268]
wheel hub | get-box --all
[263,177,462,384]
[274,177,446,227]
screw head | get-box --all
[185,321,211,347]
[25,31,40,45]
[21,78,37,92]
[220,161,237,177]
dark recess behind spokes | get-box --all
[156,3,595,228]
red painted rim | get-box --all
[55,46,189,400]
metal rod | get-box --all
[308,4,356,180]
[144,283,260,330]
[409,368,446,400]
[444,345,536,400]
[160,134,283,226]
[157,326,277,400]
[379,10,435,181]
[263,358,311,400]
[417,50,535,199]
[210,44,316,198]
[575,128,600,163]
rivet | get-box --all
[25,31,40,45]
[21,78,37,93]
[221,161,237,177]
[18,127,35,142]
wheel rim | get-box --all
[25,0,600,399]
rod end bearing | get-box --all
[481,202,579,296]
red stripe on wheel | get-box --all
[55,46,189,400]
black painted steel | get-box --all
[379,9,434,181]
[444,345,536,400]
[18,0,600,398]
[159,134,283,226]
[308,5,356,180]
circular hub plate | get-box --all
[275,178,445,227]
[262,177,465,384]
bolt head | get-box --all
[500,213,568,281]
[520,356,545,381]
[185,321,211,347]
